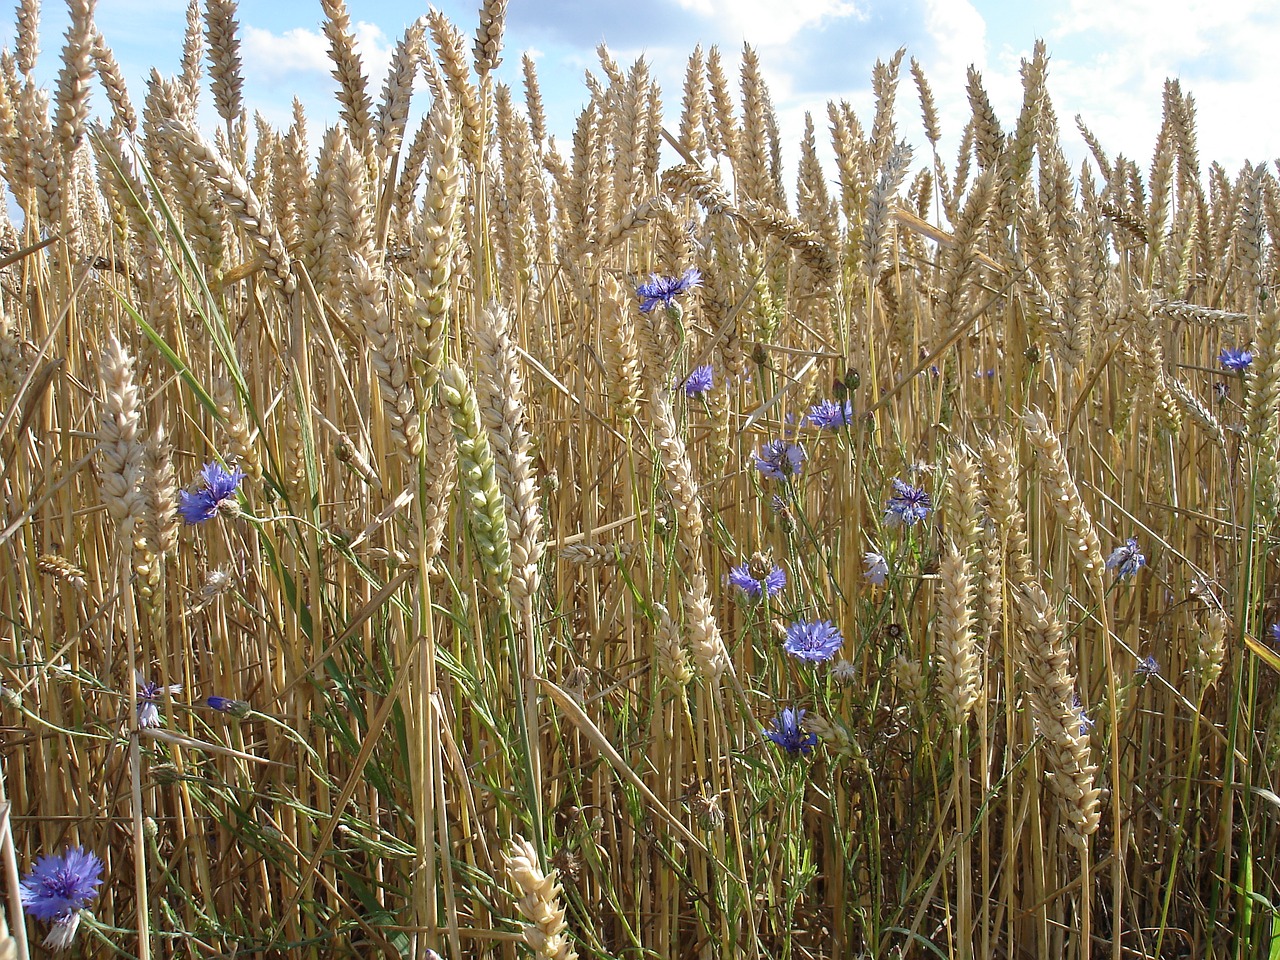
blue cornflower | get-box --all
[1219,346,1253,372]
[805,398,855,430]
[765,707,817,756]
[754,440,805,480]
[727,559,786,600]
[1136,655,1160,678]
[682,364,714,398]
[136,672,181,729]
[884,478,931,526]
[1072,694,1095,736]
[636,268,701,313]
[21,846,103,951]
[1105,538,1146,579]
[205,695,251,717]
[178,461,245,525]
[783,619,844,663]
[863,550,889,586]
[1269,623,1280,647]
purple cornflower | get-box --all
[783,619,844,663]
[136,672,181,729]
[1219,346,1253,372]
[805,398,855,430]
[682,364,714,398]
[205,695,251,717]
[178,461,245,525]
[636,268,701,313]
[727,559,786,600]
[863,550,889,586]
[765,707,817,756]
[1136,655,1160,678]
[21,846,103,952]
[884,478,931,526]
[1105,538,1146,579]
[754,440,805,480]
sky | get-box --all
[8,0,1280,194]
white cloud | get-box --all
[242,21,395,88]
[243,26,330,80]
[670,0,863,47]
[922,0,987,78]
[915,0,996,149]
[1041,0,1280,173]
[353,21,396,85]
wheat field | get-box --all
[0,0,1277,957]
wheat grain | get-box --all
[321,0,374,156]
[213,377,262,481]
[410,91,461,386]
[521,53,546,149]
[428,9,483,171]
[503,836,578,960]
[419,402,457,573]
[15,0,39,78]
[678,45,708,165]
[936,544,980,727]
[649,389,704,567]
[981,432,1032,588]
[909,57,941,148]
[376,18,425,168]
[473,0,508,77]
[935,168,995,329]
[91,31,136,136]
[684,572,729,682]
[868,47,905,168]
[705,45,736,160]
[141,425,179,562]
[600,275,642,419]
[204,0,243,125]
[1023,408,1106,587]
[165,120,295,292]
[440,362,512,587]
[736,44,772,205]
[1016,582,1101,847]
[653,603,693,688]
[861,139,912,281]
[1246,309,1280,509]
[177,0,203,111]
[353,252,422,461]
[36,554,87,591]
[97,335,147,534]
[473,301,544,604]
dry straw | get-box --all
[6,14,1280,959]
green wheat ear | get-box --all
[439,361,513,588]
